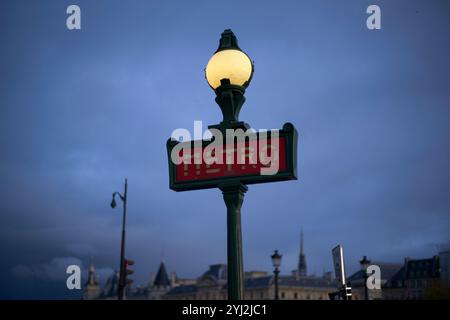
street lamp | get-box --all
[167,28,298,300]
[205,29,254,129]
[111,178,128,300]
[360,255,371,300]
[205,29,255,300]
[271,250,282,300]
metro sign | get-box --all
[167,123,298,191]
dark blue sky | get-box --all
[1,0,449,299]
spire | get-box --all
[87,256,98,286]
[298,230,307,277]
[301,230,304,255]
[153,261,171,287]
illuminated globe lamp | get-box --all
[205,29,254,131]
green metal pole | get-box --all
[274,268,280,300]
[220,183,247,300]
[118,178,127,300]
[364,273,369,300]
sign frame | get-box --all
[166,122,298,192]
[332,244,347,289]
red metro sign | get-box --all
[166,123,298,191]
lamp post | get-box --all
[110,178,128,300]
[205,29,254,300]
[360,255,371,300]
[271,250,282,300]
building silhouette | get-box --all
[147,261,173,300]
[346,251,450,300]
[83,236,450,300]
[163,232,335,300]
[84,232,336,300]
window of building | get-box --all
[294,293,298,299]
[281,292,285,299]
[260,292,264,299]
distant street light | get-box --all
[360,255,371,300]
[271,250,282,300]
[111,178,128,300]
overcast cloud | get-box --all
[0,0,449,299]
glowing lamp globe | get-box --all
[205,29,254,90]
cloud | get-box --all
[95,267,116,286]
[1,0,450,298]
[11,257,83,282]
[64,243,97,257]
[10,256,115,287]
